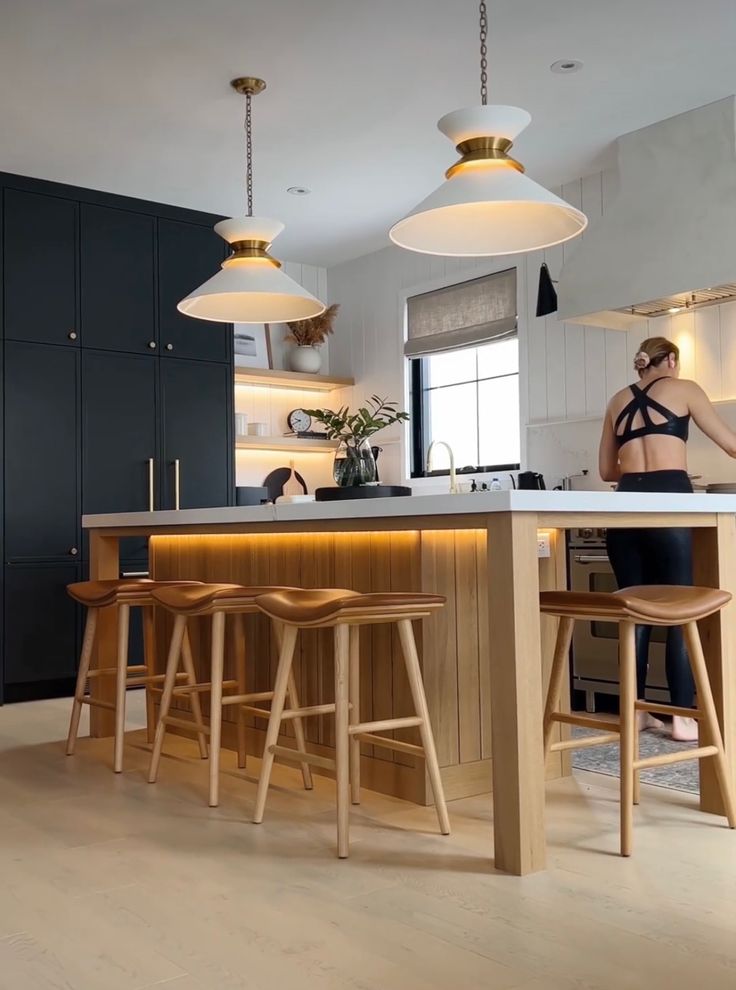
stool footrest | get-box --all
[634,700,702,720]
[239,705,273,720]
[81,696,116,711]
[354,732,424,757]
[221,690,274,706]
[269,744,335,771]
[350,716,422,735]
[550,732,620,753]
[281,703,338,721]
[174,680,238,696]
[162,715,211,736]
[552,712,620,733]
[634,745,718,771]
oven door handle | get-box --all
[573,553,610,564]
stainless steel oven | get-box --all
[568,527,668,711]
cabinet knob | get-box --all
[148,340,157,349]
[68,330,78,341]
[165,343,173,351]
[69,546,79,556]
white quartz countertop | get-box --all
[82,489,736,529]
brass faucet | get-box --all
[426,440,458,494]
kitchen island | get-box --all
[83,490,736,875]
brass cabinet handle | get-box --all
[148,457,155,511]
[174,459,181,510]
[68,330,78,341]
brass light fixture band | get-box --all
[445,136,525,178]
[226,240,282,268]
[230,77,267,96]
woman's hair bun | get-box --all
[633,351,651,371]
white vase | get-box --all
[289,345,322,374]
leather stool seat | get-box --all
[541,585,731,624]
[67,578,201,608]
[256,588,446,625]
[152,583,296,614]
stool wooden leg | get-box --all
[181,624,209,760]
[148,614,187,783]
[633,721,641,806]
[334,624,351,858]
[67,608,98,755]
[235,614,248,769]
[543,616,574,759]
[253,624,298,824]
[208,611,226,808]
[142,605,157,744]
[273,621,312,791]
[113,603,131,773]
[348,625,361,806]
[683,621,736,828]
[619,621,636,856]
[397,619,450,836]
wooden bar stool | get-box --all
[66,578,207,773]
[541,584,736,856]
[147,583,313,807]
[253,588,451,858]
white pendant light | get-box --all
[389,3,587,257]
[178,77,325,324]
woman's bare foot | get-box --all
[672,715,698,742]
[637,711,665,732]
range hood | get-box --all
[557,97,736,330]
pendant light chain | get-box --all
[245,92,254,217]
[479,0,488,105]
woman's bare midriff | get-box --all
[616,434,688,475]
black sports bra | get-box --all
[614,378,690,449]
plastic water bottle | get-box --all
[490,477,502,491]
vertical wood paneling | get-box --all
[694,307,722,400]
[563,323,586,419]
[475,531,492,760]
[391,531,422,768]
[454,530,481,764]
[584,327,607,417]
[719,302,736,400]
[370,533,394,764]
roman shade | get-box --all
[404,268,517,357]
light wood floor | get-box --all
[1,695,736,990]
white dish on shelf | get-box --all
[276,494,315,504]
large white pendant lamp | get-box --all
[178,77,325,324]
[389,3,587,257]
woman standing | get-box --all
[599,336,736,740]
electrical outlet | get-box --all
[537,532,551,558]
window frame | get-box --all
[409,338,521,480]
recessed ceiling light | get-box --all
[550,59,583,74]
[287,186,311,196]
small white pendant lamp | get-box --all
[178,78,325,324]
[389,3,587,257]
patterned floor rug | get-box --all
[572,725,699,793]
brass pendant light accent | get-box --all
[177,76,325,324]
[389,1,587,257]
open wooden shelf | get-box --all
[234,367,354,392]
[235,435,338,454]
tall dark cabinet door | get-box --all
[3,189,78,346]
[82,350,157,558]
[4,563,80,684]
[5,341,80,560]
[80,205,156,354]
[158,219,231,363]
[160,358,232,510]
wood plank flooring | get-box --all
[1,694,735,989]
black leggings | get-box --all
[605,470,694,708]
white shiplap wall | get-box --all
[327,169,736,487]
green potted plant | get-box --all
[303,395,409,487]
[285,303,339,374]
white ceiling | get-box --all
[1,0,736,267]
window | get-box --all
[410,337,520,477]
[406,268,520,478]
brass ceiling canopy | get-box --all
[230,77,267,97]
